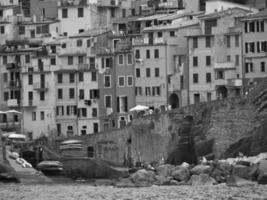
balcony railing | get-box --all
[115,42,132,52]
[33,82,49,91]
[214,62,235,70]
[6,63,21,70]
[227,79,242,87]
[7,80,21,88]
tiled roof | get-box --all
[242,9,267,20]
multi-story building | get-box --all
[30,0,58,20]
[187,4,254,104]
[241,9,267,92]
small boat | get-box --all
[37,161,63,175]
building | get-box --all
[241,9,267,92]
[187,3,255,104]
[30,0,58,20]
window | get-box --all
[226,35,231,48]
[92,108,98,117]
[66,105,77,115]
[118,54,124,65]
[193,56,198,66]
[257,41,267,52]
[193,73,198,83]
[235,55,239,66]
[249,21,255,32]
[50,58,56,65]
[79,72,83,82]
[206,37,211,47]
[89,57,95,69]
[193,37,198,48]
[77,39,83,47]
[32,112,36,121]
[111,8,115,17]
[92,72,97,81]
[79,29,84,33]
[146,68,150,77]
[227,55,231,62]
[206,73,211,83]
[57,124,61,136]
[3,56,7,64]
[235,35,239,47]
[155,68,160,77]
[154,49,159,58]
[62,8,68,18]
[261,62,266,72]
[28,92,33,102]
[118,76,125,87]
[136,68,140,78]
[122,8,126,17]
[78,7,84,17]
[260,21,265,32]
[3,73,7,82]
[245,62,254,73]
[40,91,45,101]
[58,89,63,99]
[157,32,162,38]
[245,42,255,53]
[207,92,212,101]
[61,43,66,48]
[68,56,73,65]
[105,95,112,108]
[216,71,225,79]
[104,75,111,87]
[69,73,75,83]
[4,92,8,101]
[206,56,211,66]
[56,106,64,116]
[152,86,160,96]
[57,74,63,84]
[87,39,91,47]
[93,123,98,133]
[135,49,140,59]
[28,74,33,85]
[0,26,5,34]
[135,87,142,96]
[145,87,151,96]
[90,89,99,99]
[78,56,84,64]
[127,76,133,86]
[78,108,87,117]
[170,31,175,37]
[146,49,150,59]
[19,26,25,35]
[79,89,84,100]
[40,111,45,120]
[127,54,132,65]
[69,88,75,99]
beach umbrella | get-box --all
[0,111,6,114]
[129,105,149,112]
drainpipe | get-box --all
[76,71,79,136]
[186,37,190,106]
[165,40,168,109]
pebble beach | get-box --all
[1,183,267,200]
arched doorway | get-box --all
[217,86,228,99]
[168,93,180,109]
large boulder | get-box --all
[115,178,135,188]
[191,164,211,175]
[156,164,174,177]
[232,164,251,180]
[189,173,216,186]
[226,175,255,187]
[154,175,172,185]
[257,159,267,184]
[210,161,232,183]
[171,166,190,182]
[130,169,156,187]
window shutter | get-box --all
[257,42,260,52]
[124,96,128,112]
[90,90,92,99]
[117,97,120,113]
[67,106,70,115]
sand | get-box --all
[1,183,267,200]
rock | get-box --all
[0,163,13,173]
[154,175,172,185]
[171,167,190,182]
[130,169,156,187]
[226,175,255,187]
[156,164,174,177]
[0,173,20,183]
[210,161,232,183]
[189,173,216,186]
[191,164,211,175]
[232,165,251,180]
[257,159,267,184]
[115,178,135,188]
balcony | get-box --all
[7,99,20,108]
[227,79,242,87]
[6,63,21,70]
[115,42,132,52]
[214,62,235,70]
[7,81,21,89]
[97,0,120,7]
[33,82,49,91]
[23,100,37,108]
[58,0,88,7]
[132,37,165,46]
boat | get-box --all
[36,161,63,175]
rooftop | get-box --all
[69,28,110,38]
[241,9,267,21]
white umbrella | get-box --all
[0,111,6,114]
[6,110,21,114]
[129,105,149,112]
